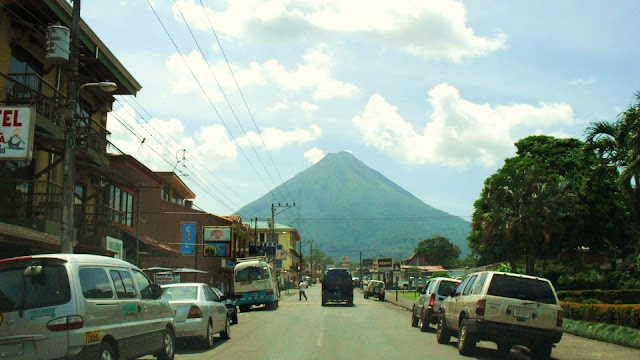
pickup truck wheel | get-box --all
[458,318,477,356]
[411,307,419,327]
[436,316,451,344]
[497,341,511,353]
[530,344,553,360]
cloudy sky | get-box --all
[81,0,639,223]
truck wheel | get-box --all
[436,316,450,344]
[530,344,553,360]
[458,318,477,356]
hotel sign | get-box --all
[0,107,36,161]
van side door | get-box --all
[109,268,146,357]
[77,267,120,347]
[131,269,166,351]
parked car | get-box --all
[411,277,460,331]
[211,287,238,325]
[161,283,230,348]
[364,280,385,300]
[436,271,563,359]
[0,254,175,360]
[322,268,353,306]
[352,276,360,288]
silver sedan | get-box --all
[161,283,230,348]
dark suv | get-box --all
[322,268,353,306]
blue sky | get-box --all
[80,0,639,222]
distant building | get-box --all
[251,221,300,282]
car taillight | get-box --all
[187,305,203,319]
[429,293,435,307]
[476,299,486,316]
[556,310,564,327]
[266,289,274,296]
[234,293,242,299]
[47,315,84,332]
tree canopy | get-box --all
[414,235,461,268]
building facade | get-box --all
[252,220,301,284]
[0,0,141,259]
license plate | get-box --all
[513,308,530,319]
[241,281,251,285]
[85,330,101,344]
[0,343,23,357]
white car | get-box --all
[161,283,230,348]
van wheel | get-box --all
[220,317,231,339]
[458,318,477,356]
[99,341,117,360]
[436,316,451,344]
[156,327,175,360]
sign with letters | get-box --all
[180,223,196,255]
[377,257,393,269]
[0,106,35,161]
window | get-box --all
[132,270,153,300]
[487,274,557,304]
[105,185,134,227]
[161,184,170,201]
[74,183,85,206]
[79,268,113,299]
[9,46,44,92]
[204,286,218,302]
[162,286,197,301]
[472,273,488,295]
[235,266,267,282]
[110,270,137,299]
[438,280,459,296]
[454,277,470,296]
[462,275,477,295]
[0,264,70,312]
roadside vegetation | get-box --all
[563,319,640,350]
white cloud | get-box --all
[352,83,575,168]
[304,147,325,164]
[173,0,505,62]
[268,101,289,112]
[301,102,319,112]
[107,104,238,172]
[236,125,322,150]
[569,77,596,85]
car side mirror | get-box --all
[150,284,163,299]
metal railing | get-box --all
[0,180,64,226]
[76,203,129,245]
[0,72,66,128]
[76,116,110,155]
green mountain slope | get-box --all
[237,152,470,261]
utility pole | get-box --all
[310,241,313,281]
[359,251,363,289]
[299,238,302,282]
[135,189,141,266]
[60,0,81,253]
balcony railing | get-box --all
[77,116,110,155]
[0,180,63,227]
[0,72,66,128]
[76,203,130,245]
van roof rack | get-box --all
[236,256,268,263]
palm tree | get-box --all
[585,92,640,258]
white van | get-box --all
[0,254,176,360]
[233,257,279,312]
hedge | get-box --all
[557,290,640,304]
[562,302,640,330]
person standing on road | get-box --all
[299,280,308,301]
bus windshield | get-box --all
[235,266,267,282]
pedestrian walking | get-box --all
[299,280,308,300]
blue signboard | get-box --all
[275,260,282,268]
[363,258,374,266]
[180,223,196,255]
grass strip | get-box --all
[563,318,640,349]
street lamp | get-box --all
[60,80,117,253]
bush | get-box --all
[430,271,450,278]
[556,290,640,304]
[562,302,640,330]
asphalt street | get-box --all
[139,285,640,360]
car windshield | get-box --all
[162,286,198,301]
[487,275,557,304]
[0,263,70,312]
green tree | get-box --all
[585,92,640,260]
[414,235,461,268]
[304,248,333,273]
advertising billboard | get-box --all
[362,258,374,267]
[377,257,393,269]
[248,242,277,256]
[180,223,196,255]
[0,107,35,161]
[203,226,232,242]
[203,242,230,257]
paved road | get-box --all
[140,285,640,360]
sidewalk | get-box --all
[382,290,416,312]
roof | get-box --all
[108,154,164,186]
[254,221,301,241]
[0,253,135,267]
[156,172,196,199]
